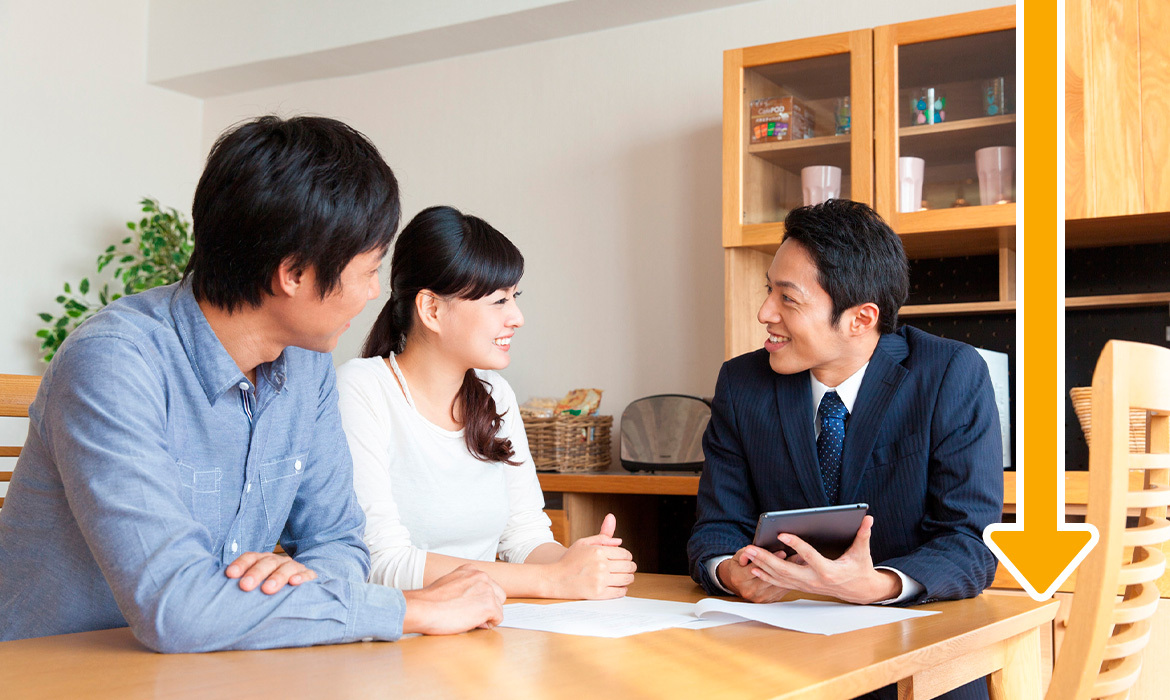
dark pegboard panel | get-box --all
[1068,242,1170,296]
[1065,242,1170,469]
[1065,306,1170,470]
[907,254,1000,305]
[902,314,1016,465]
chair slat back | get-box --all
[0,374,41,508]
[1049,341,1170,700]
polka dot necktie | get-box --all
[817,391,849,504]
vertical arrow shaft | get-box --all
[1018,0,1061,533]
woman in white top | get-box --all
[338,205,636,599]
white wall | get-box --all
[203,0,1010,431]
[0,0,204,378]
[0,0,203,480]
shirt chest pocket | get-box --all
[177,461,222,532]
[259,453,308,534]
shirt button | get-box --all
[239,382,249,391]
[231,541,238,553]
[246,483,252,493]
[294,460,302,471]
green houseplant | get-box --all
[37,198,194,362]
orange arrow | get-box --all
[983,0,1096,602]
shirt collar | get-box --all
[170,282,288,405]
[809,361,869,415]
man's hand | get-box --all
[742,515,901,604]
[715,548,790,603]
[402,565,506,635]
[549,513,636,599]
[225,552,317,594]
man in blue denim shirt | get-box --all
[0,116,504,650]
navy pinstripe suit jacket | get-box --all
[688,326,1002,605]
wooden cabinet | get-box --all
[721,30,872,359]
[1067,0,1170,220]
[721,7,1017,360]
[874,8,1017,261]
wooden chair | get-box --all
[0,374,42,508]
[1049,341,1170,699]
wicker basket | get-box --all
[1069,386,1147,452]
[522,414,612,473]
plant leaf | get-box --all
[38,312,53,322]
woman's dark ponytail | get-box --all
[361,293,413,357]
[361,205,524,465]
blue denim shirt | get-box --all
[0,282,405,651]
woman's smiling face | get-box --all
[436,286,525,371]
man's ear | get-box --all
[273,258,305,298]
[848,302,881,337]
[415,290,443,334]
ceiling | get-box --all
[148,0,765,97]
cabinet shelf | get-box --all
[899,114,1015,167]
[899,113,1015,138]
[1066,292,1170,310]
[899,293,1170,317]
[1066,211,1170,249]
[900,300,1015,316]
[897,205,1016,258]
[747,134,852,171]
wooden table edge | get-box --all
[768,596,1059,700]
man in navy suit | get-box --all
[687,199,1002,700]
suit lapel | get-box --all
[839,332,910,504]
[774,370,826,506]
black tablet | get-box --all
[751,503,869,560]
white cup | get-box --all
[898,157,925,213]
[975,146,1015,204]
[801,165,842,206]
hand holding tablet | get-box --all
[751,503,869,560]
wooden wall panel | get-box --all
[1086,0,1144,217]
[1066,0,1090,218]
[1139,0,1170,213]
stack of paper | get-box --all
[499,596,938,638]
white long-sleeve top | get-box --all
[336,355,554,590]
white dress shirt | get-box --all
[706,362,924,604]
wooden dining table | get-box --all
[0,573,1057,699]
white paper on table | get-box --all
[693,598,939,635]
[498,596,938,638]
[553,596,740,630]
[500,600,694,638]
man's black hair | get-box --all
[781,199,909,334]
[185,115,401,311]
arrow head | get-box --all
[984,524,1099,601]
